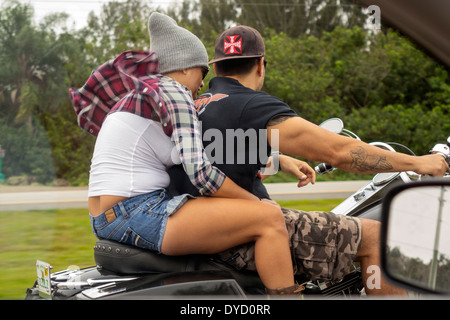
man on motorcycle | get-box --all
[73,13,304,297]
[169,25,449,295]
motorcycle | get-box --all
[25,118,450,300]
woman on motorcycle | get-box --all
[70,12,306,295]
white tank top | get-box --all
[88,112,179,197]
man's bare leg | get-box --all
[356,218,407,295]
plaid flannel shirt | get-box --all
[70,50,225,195]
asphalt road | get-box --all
[0,180,370,211]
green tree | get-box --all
[237,0,367,37]
[0,0,69,126]
[79,0,154,66]
[171,0,367,38]
[0,0,72,183]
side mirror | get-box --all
[381,179,450,294]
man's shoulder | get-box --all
[244,91,289,111]
[250,90,284,102]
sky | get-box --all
[16,0,183,29]
[388,185,450,263]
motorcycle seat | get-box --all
[93,239,267,295]
[94,239,225,275]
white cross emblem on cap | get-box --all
[224,35,242,54]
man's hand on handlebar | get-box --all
[415,153,449,177]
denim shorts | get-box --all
[90,189,193,253]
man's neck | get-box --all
[221,75,260,91]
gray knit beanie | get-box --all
[148,12,209,74]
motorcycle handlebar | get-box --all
[315,162,335,175]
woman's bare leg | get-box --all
[161,197,295,290]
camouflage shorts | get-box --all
[216,208,362,281]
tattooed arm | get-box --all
[349,147,393,172]
[267,116,448,176]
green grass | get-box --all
[0,198,343,299]
[0,208,97,300]
[277,198,343,212]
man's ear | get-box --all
[256,58,265,76]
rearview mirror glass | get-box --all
[381,180,450,294]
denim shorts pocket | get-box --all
[91,215,108,232]
[91,212,122,235]
[119,227,158,251]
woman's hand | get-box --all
[278,155,316,188]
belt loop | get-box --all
[89,214,97,233]
[118,201,128,218]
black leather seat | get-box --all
[94,239,225,275]
[93,239,268,295]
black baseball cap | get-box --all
[209,25,265,64]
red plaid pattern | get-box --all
[70,50,171,137]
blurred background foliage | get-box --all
[0,0,448,185]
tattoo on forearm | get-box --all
[350,147,393,172]
[268,115,295,126]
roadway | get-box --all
[0,180,370,211]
